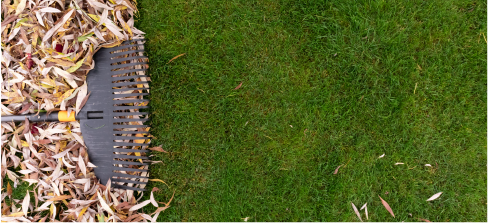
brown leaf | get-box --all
[7,182,12,196]
[167,53,186,64]
[333,165,342,175]
[418,218,431,222]
[378,195,395,218]
[47,195,72,201]
[18,102,33,114]
[1,15,18,27]
[22,117,29,135]
[148,146,168,153]
[234,82,243,90]
[77,91,91,112]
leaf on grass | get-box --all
[360,203,368,220]
[418,218,431,222]
[379,154,385,158]
[333,165,342,175]
[378,195,395,218]
[395,162,404,165]
[150,191,158,207]
[426,192,442,201]
[148,146,168,153]
[425,164,432,167]
[234,82,243,90]
[22,190,30,216]
[148,179,169,187]
[7,182,13,196]
[351,202,362,222]
[47,195,72,201]
[167,53,186,64]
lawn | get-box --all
[134,0,487,221]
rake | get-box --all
[2,39,151,191]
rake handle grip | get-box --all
[1,111,77,122]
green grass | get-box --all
[136,0,486,221]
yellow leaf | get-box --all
[148,179,169,187]
[47,58,76,67]
[13,18,28,29]
[77,206,89,221]
[67,58,85,73]
[21,140,29,147]
[48,195,72,201]
[53,89,75,105]
[8,212,24,217]
[87,14,100,22]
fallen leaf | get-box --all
[148,147,168,153]
[379,154,385,158]
[378,195,395,218]
[395,162,404,165]
[360,203,368,220]
[425,164,432,167]
[242,217,250,222]
[167,53,186,64]
[234,82,243,90]
[22,190,30,216]
[129,200,151,211]
[47,195,72,201]
[148,179,169,187]
[418,217,431,222]
[426,192,443,201]
[351,202,362,222]
[97,191,114,215]
[333,165,342,175]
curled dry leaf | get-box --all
[426,192,443,201]
[425,164,432,167]
[333,165,342,175]
[167,53,186,64]
[351,202,362,222]
[395,162,404,165]
[378,195,395,218]
[379,154,385,158]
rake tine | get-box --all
[110,62,148,70]
[113,99,150,104]
[112,184,146,191]
[112,75,150,81]
[112,93,150,98]
[113,131,150,134]
[113,125,149,129]
[110,49,146,58]
[113,148,150,153]
[113,160,151,166]
[112,87,150,93]
[114,136,151,140]
[111,178,148,185]
[113,81,150,87]
[114,154,150,159]
[113,166,149,172]
[111,56,148,63]
[114,142,151,147]
[113,106,150,111]
[112,172,149,179]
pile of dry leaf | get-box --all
[1,0,170,221]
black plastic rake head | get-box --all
[2,39,152,191]
[79,39,151,191]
